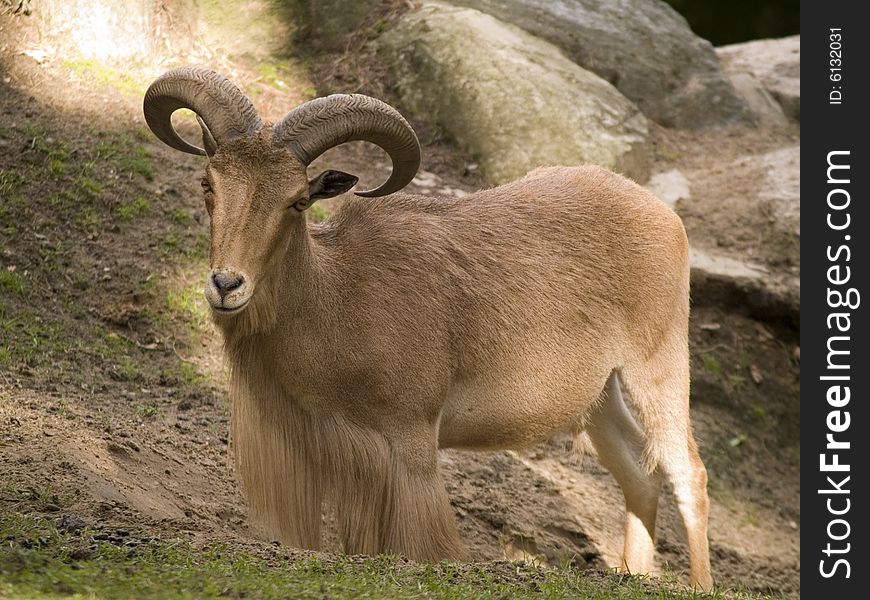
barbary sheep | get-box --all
[144,67,713,590]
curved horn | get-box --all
[143,67,262,156]
[272,94,420,197]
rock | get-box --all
[725,72,789,127]
[409,170,470,197]
[690,248,798,327]
[757,147,800,239]
[58,514,88,533]
[645,170,690,209]
[717,36,800,122]
[377,2,650,185]
[447,0,748,129]
[681,146,800,325]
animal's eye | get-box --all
[201,178,213,193]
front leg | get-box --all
[231,372,323,548]
[328,419,465,561]
[382,438,467,561]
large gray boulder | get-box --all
[717,36,800,122]
[722,72,789,128]
[376,2,650,185]
[447,0,748,129]
[675,146,800,324]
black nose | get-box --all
[212,272,244,296]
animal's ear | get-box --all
[307,170,359,202]
[196,115,219,157]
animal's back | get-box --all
[318,165,688,450]
[317,164,689,363]
[441,165,689,362]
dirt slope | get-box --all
[0,30,799,598]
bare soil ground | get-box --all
[0,22,799,598]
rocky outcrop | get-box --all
[376,2,650,185]
[645,170,690,209]
[676,146,800,324]
[717,36,800,122]
[447,0,748,129]
[689,248,799,327]
[723,72,789,127]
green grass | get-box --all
[171,207,192,224]
[160,234,181,252]
[115,357,141,381]
[119,147,153,180]
[183,232,210,260]
[136,403,160,418]
[61,59,145,96]
[0,304,137,374]
[77,207,101,229]
[48,158,66,175]
[0,512,756,600]
[0,169,26,195]
[0,271,25,294]
[0,115,219,401]
[256,62,290,90]
[162,361,203,389]
[117,196,150,220]
[0,304,63,367]
[701,354,722,377]
[166,284,208,327]
[74,176,103,199]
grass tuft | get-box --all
[61,59,145,96]
[136,403,159,418]
[701,354,722,377]
[117,196,150,220]
[0,271,25,294]
[119,147,153,180]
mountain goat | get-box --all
[144,67,712,589]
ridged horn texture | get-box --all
[272,94,421,197]
[143,67,262,156]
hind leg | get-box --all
[587,372,662,576]
[620,346,713,590]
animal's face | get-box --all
[201,135,357,315]
[142,67,419,316]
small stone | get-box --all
[107,442,128,455]
[69,547,93,560]
[646,170,690,209]
[59,514,88,533]
[749,365,764,385]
